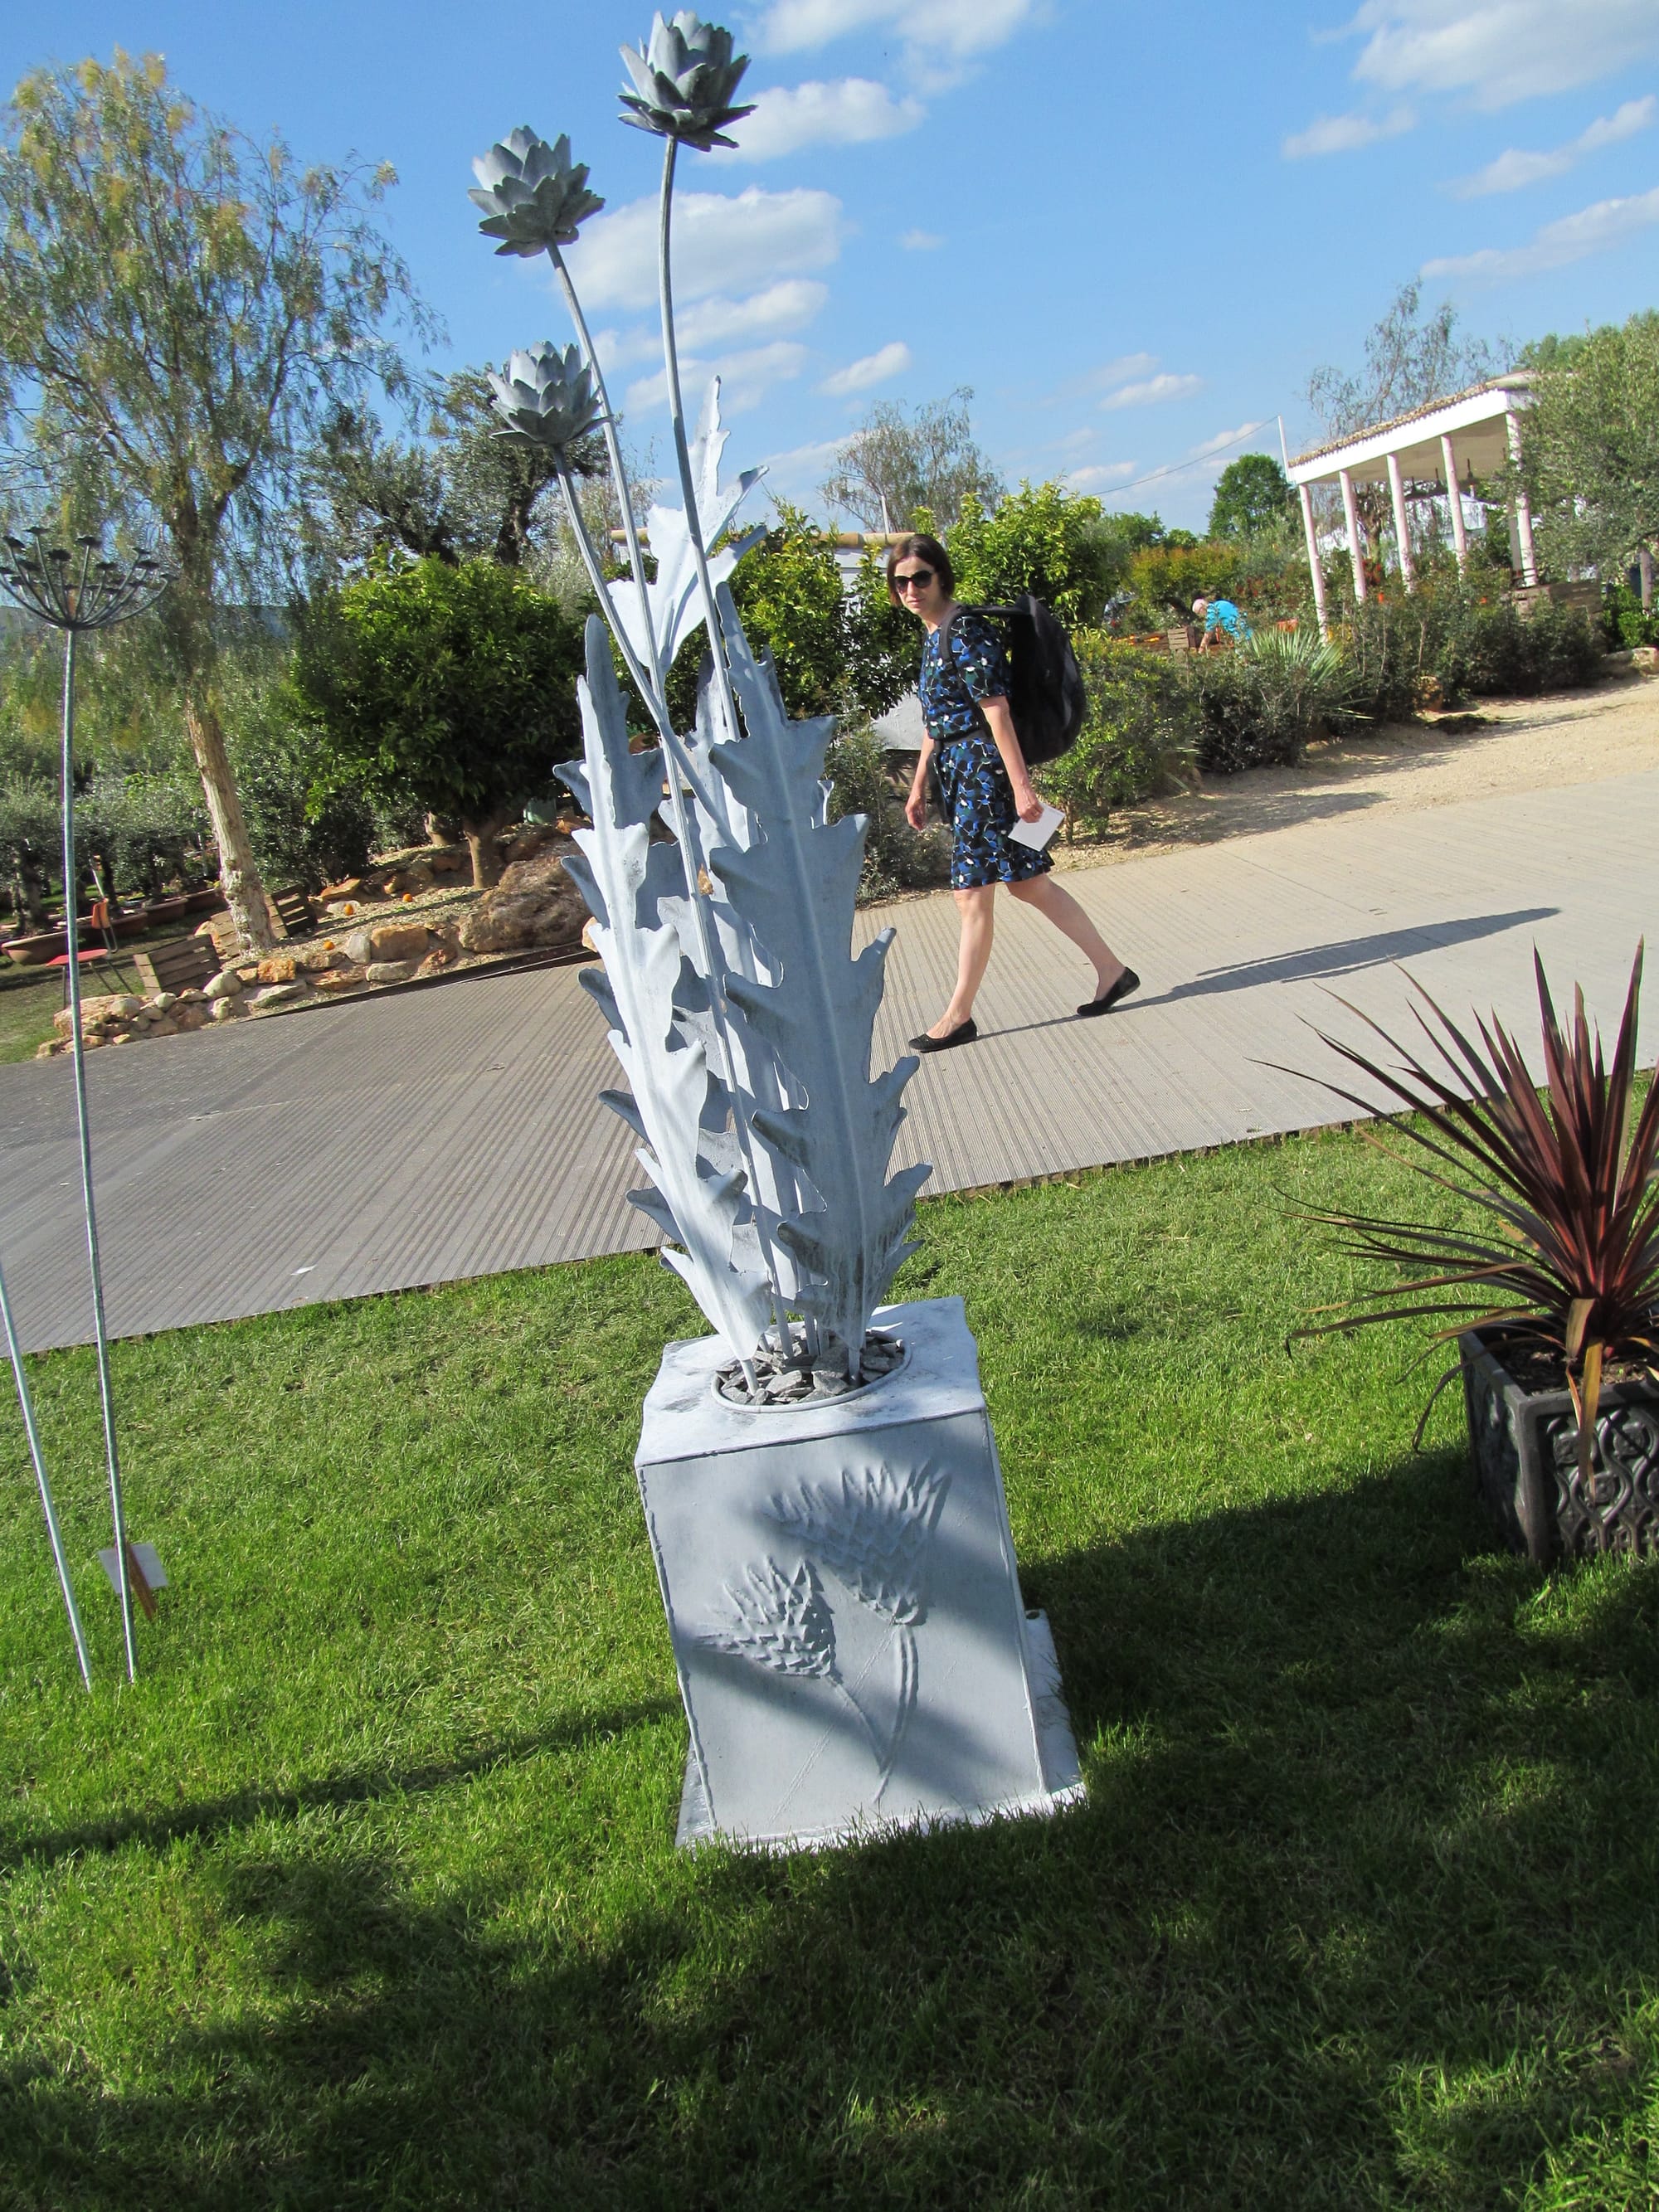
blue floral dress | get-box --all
[919,611,1053,891]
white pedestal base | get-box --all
[637,1296,1084,1853]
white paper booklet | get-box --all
[1010,801,1065,851]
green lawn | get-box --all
[2,1123,1657,2210]
[0,968,65,1064]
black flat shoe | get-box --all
[909,1018,978,1054]
[1078,967,1140,1018]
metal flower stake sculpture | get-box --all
[0,529,174,1685]
[471,15,1083,1849]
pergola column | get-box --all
[1505,410,1538,586]
[1338,468,1366,602]
[1385,450,1415,591]
[1439,432,1468,572]
[1297,482,1329,635]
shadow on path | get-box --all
[1129,906,1559,1011]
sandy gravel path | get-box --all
[1049,671,1659,873]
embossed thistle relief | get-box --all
[470,17,927,1398]
[699,1461,951,1797]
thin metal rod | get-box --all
[0,1252,92,1689]
[59,624,136,1683]
[549,247,660,691]
[657,137,745,761]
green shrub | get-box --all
[1034,632,1191,836]
[946,480,1115,629]
[1602,581,1659,649]
[1338,581,1603,717]
[1177,625,1354,774]
[823,723,951,902]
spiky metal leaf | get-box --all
[469,128,605,256]
[486,341,603,455]
[654,668,813,1300]
[560,616,770,1361]
[708,587,929,1367]
[606,378,764,682]
[700,1557,837,1680]
[620,12,757,152]
[771,1462,951,1626]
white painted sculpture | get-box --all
[472,12,1084,1848]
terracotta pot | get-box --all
[114,910,151,940]
[4,931,69,965]
[144,897,188,926]
[184,886,225,913]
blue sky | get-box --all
[3,2,1657,529]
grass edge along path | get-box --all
[2,1119,1657,2211]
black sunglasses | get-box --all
[893,567,934,591]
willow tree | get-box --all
[0,51,427,948]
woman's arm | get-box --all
[905,733,937,831]
[978,694,1044,822]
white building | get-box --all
[1287,375,1539,630]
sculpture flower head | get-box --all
[469,128,605,257]
[620,12,756,152]
[486,343,604,459]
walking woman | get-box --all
[893,534,1139,1052]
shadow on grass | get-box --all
[8,1457,1659,2211]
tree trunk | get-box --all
[462,810,512,889]
[182,689,277,952]
[1639,543,1654,615]
[425,813,463,848]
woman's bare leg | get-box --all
[1006,874,1124,997]
[932,884,996,1034]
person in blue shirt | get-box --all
[1192,593,1249,645]
[892,532,1139,1053]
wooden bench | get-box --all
[134,935,221,996]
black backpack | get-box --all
[937,596,1087,766]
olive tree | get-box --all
[1521,311,1659,609]
[0,52,427,948]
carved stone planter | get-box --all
[1461,1327,1659,1563]
[637,1295,1083,1852]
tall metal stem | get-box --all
[60,620,136,1683]
[549,247,659,694]
[657,137,744,756]
[0,1252,92,1689]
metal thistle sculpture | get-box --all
[0,528,174,1684]
[469,15,925,1393]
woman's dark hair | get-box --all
[886,532,954,605]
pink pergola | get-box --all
[1287,374,1539,630]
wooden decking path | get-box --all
[2,768,1656,1353]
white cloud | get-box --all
[1350,0,1659,112]
[1092,352,1160,388]
[1423,182,1659,280]
[756,0,1041,68]
[1282,105,1414,159]
[819,341,912,396]
[899,228,944,250]
[1066,462,1136,490]
[563,187,843,313]
[625,340,810,417]
[715,78,924,160]
[1187,421,1269,463]
[677,279,830,350]
[1451,95,1657,196]
[758,435,852,505]
[1101,372,1204,411]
